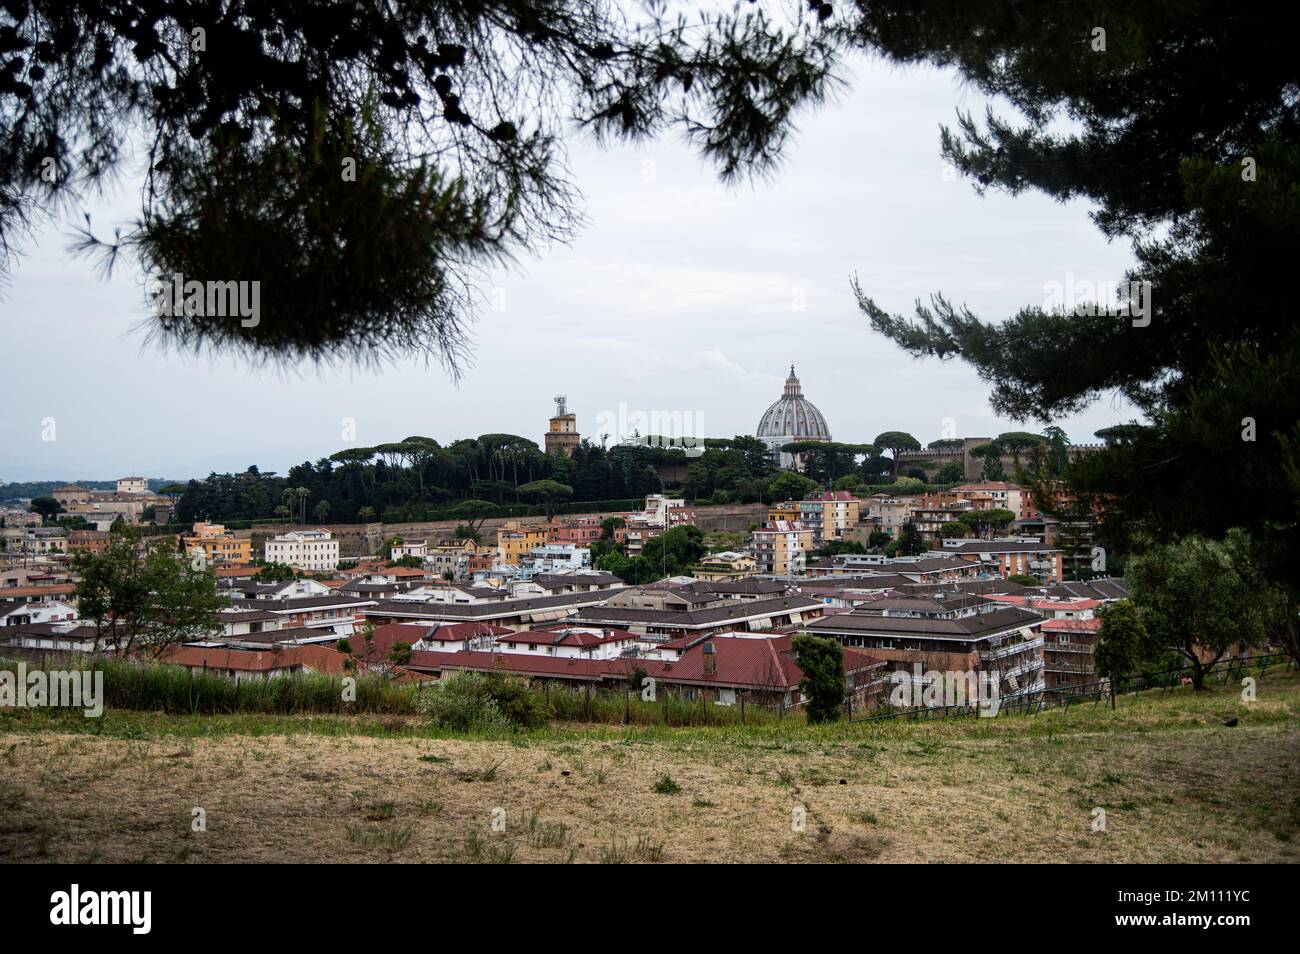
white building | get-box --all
[494,626,643,660]
[641,494,685,525]
[264,529,340,571]
[0,600,78,627]
[520,544,591,578]
[391,540,428,561]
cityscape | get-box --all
[0,0,1294,908]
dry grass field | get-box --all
[2,669,1298,863]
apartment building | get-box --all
[67,529,110,556]
[407,633,884,711]
[552,516,603,546]
[430,538,478,580]
[799,490,861,546]
[231,578,375,635]
[802,595,1046,701]
[980,593,1103,691]
[694,551,758,582]
[18,527,69,555]
[856,494,920,542]
[804,553,982,583]
[520,544,591,577]
[767,501,801,524]
[1038,618,1101,691]
[932,539,1065,584]
[186,522,252,566]
[641,494,692,527]
[752,520,814,575]
[264,529,340,571]
[572,593,825,641]
[365,587,623,629]
[0,599,78,627]
[949,482,1029,520]
[908,494,974,544]
[496,521,557,566]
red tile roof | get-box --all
[424,650,610,681]
[409,634,883,693]
[0,583,77,599]
[212,565,259,578]
[347,622,513,664]
[503,627,639,649]
[158,644,348,675]
[644,634,881,691]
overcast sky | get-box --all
[0,53,1139,484]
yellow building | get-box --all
[694,551,758,582]
[495,521,555,566]
[799,491,862,545]
[752,521,814,575]
[186,522,252,566]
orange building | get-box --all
[185,522,252,566]
[767,501,800,524]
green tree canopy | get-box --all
[958,508,1017,538]
[1126,532,1275,689]
[1094,600,1149,687]
[29,496,63,524]
[767,471,817,502]
[873,432,921,474]
[936,461,965,483]
[516,479,574,521]
[6,2,838,366]
[791,634,845,724]
[74,527,225,657]
[845,2,1298,639]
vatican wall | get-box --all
[258,501,769,558]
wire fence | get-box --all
[847,652,1294,723]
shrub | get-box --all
[414,671,550,731]
[479,671,551,729]
[652,773,682,795]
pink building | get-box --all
[553,516,604,545]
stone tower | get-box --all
[545,395,580,457]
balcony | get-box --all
[1043,641,1093,654]
[1001,658,1045,681]
[982,635,1043,662]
